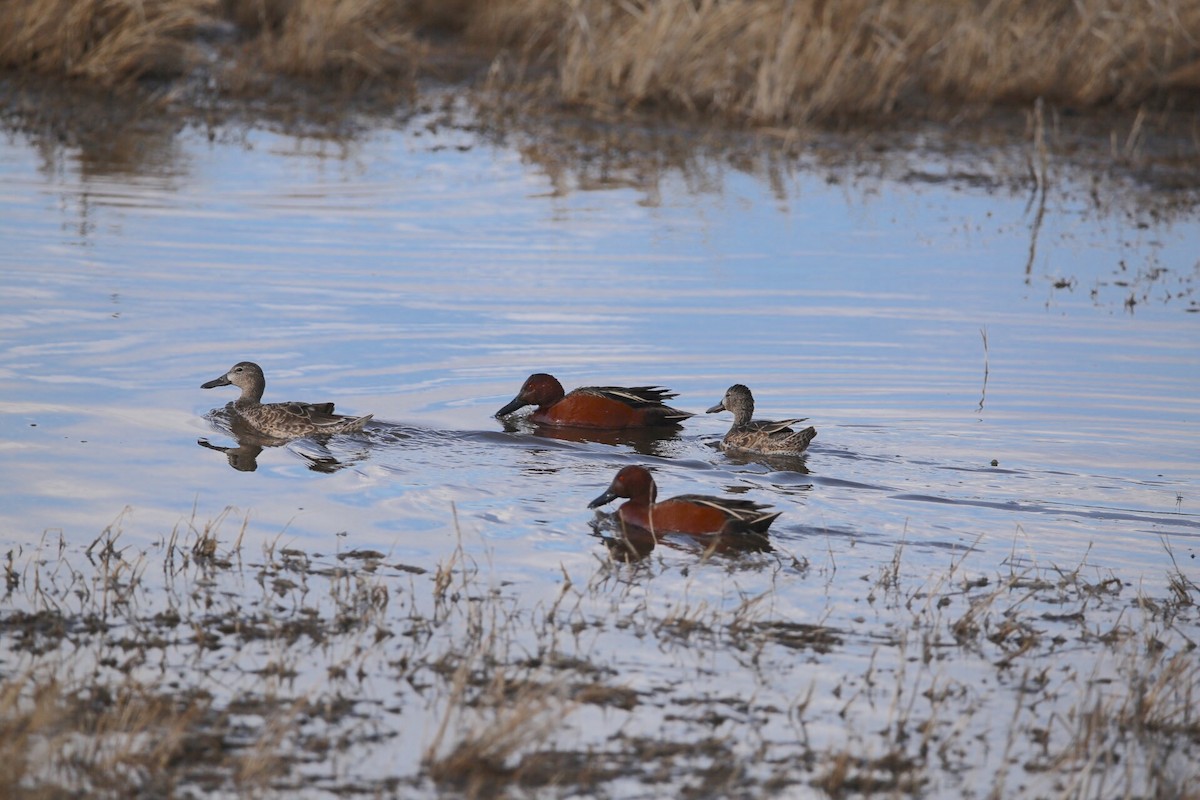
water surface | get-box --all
[1,107,1197,795]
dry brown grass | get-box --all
[0,0,212,87]
[3,0,1197,122]
[0,0,420,93]
[507,0,1200,123]
[0,670,289,798]
[227,0,421,86]
[425,675,570,796]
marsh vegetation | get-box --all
[3,516,1197,797]
[2,0,1199,124]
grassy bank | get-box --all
[1,0,1198,124]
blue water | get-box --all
[2,114,1195,575]
[1,106,1198,795]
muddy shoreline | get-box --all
[4,64,1200,208]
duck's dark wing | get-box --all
[588,386,680,406]
[584,386,694,421]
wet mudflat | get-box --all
[1,96,1198,797]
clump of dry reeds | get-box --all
[0,671,290,798]
[4,0,1198,122]
[0,0,420,93]
[0,0,211,87]
[492,0,1200,123]
[222,0,421,89]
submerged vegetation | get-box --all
[1,0,1199,124]
[1,514,1197,797]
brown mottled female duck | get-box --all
[496,373,692,429]
[706,384,815,457]
[201,361,373,440]
[588,465,780,539]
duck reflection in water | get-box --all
[715,448,812,475]
[197,437,264,472]
[592,506,776,562]
[588,465,777,561]
[197,412,278,472]
[497,415,690,457]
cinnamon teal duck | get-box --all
[496,373,692,429]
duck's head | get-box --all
[588,465,657,508]
[706,383,754,420]
[496,372,566,417]
[202,361,266,400]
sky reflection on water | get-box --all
[2,109,1199,798]
[0,114,1197,591]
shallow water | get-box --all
[1,105,1198,795]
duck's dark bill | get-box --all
[588,489,619,509]
[495,396,526,417]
